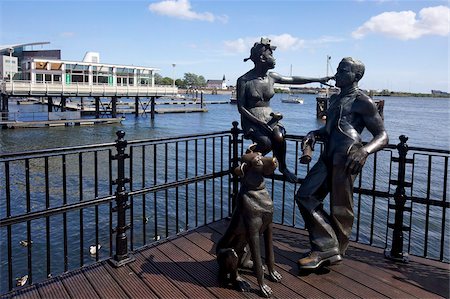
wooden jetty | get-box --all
[2,220,447,299]
[0,117,123,128]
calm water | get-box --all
[0,94,449,292]
[1,93,449,152]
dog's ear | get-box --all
[262,157,278,176]
[246,143,258,153]
[234,162,247,177]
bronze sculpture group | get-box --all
[217,38,388,297]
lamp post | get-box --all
[7,47,14,80]
[172,63,176,88]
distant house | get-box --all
[206,75,227,90]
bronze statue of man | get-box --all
[237,38,332,183]
[296,57,388,270]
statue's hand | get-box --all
[270,112,283,121]
[302,131,316,150]
[320,76,335,85]
[345,147,369,174]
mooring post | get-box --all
[230,121,241,213]
[200,91,204,108]
[385,135,410,263]
[110,130,135,267]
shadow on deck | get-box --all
[2,219,449,299]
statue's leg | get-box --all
[295,159,339,251]
[330,164,357,256]
[264,223,282,282]
[250,132,272,155]
[272,126,298,183]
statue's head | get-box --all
[244,37,277,69]
[335,57,365,88]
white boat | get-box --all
[281,96,304,104]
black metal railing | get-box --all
[1,122,449,294]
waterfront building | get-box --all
[0,41,159,88]
[206,74,227,90]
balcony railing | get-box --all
[0,122,449,293]
[1,80,178,97]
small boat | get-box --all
[230,91,237,104]
[281,96,304,104]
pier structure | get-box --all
[0,126,448,297]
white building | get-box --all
[206,75,227,90]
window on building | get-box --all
[54,75,61,82]
[36,74,43,82]
[45,74,52,82]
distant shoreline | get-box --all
[178,88,449,99]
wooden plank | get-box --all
[128,250,188,299]
[139,246,217,298]
[103,262,158,299]
[202,222,332,299]
[35,278,70,299]
[60,268,100,299]
[272,224,444,299]
[82,262,128,298]
[162,239,249,298]
[6,286,40,299]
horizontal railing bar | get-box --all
[0,143,115,160]
[128,170,230,197]
[127,131,232,146]
[0,170,230,227]
[0,195,116,227]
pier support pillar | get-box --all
[95,97,100,118]
[112,97,117,118]
[61,97,67,112]
[80,97,84,111]
[150,96,155,120]
[48,97,53,113]
[134,96,139,117]
[1,94,9,125]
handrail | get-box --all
[0,124,448,294]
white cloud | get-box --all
[223,34,305,53]
[148,0,228,23]
[352,5,450,40]
[60,32,75,38]
[223,33,344,53]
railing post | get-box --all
[109,130,135,267]
[385,135,411,263]
[230,121,240,213]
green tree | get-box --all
[154,73,163,85]
[182,73,206,88]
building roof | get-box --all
[207,80,224,84]
[0,42,50,53]
[28,57,160,72]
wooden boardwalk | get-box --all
[2,219,448,299]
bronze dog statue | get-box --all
[216,149,282,297]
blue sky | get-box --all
[1,0,449,93]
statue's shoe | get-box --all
[297,249,342,270]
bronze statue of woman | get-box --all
[237,38,332,182]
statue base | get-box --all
[384,249,409,263]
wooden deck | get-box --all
[2,219,448,299]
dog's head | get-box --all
[234,146,277,177]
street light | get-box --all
[172,63,176,88]
[7,47,14,80]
